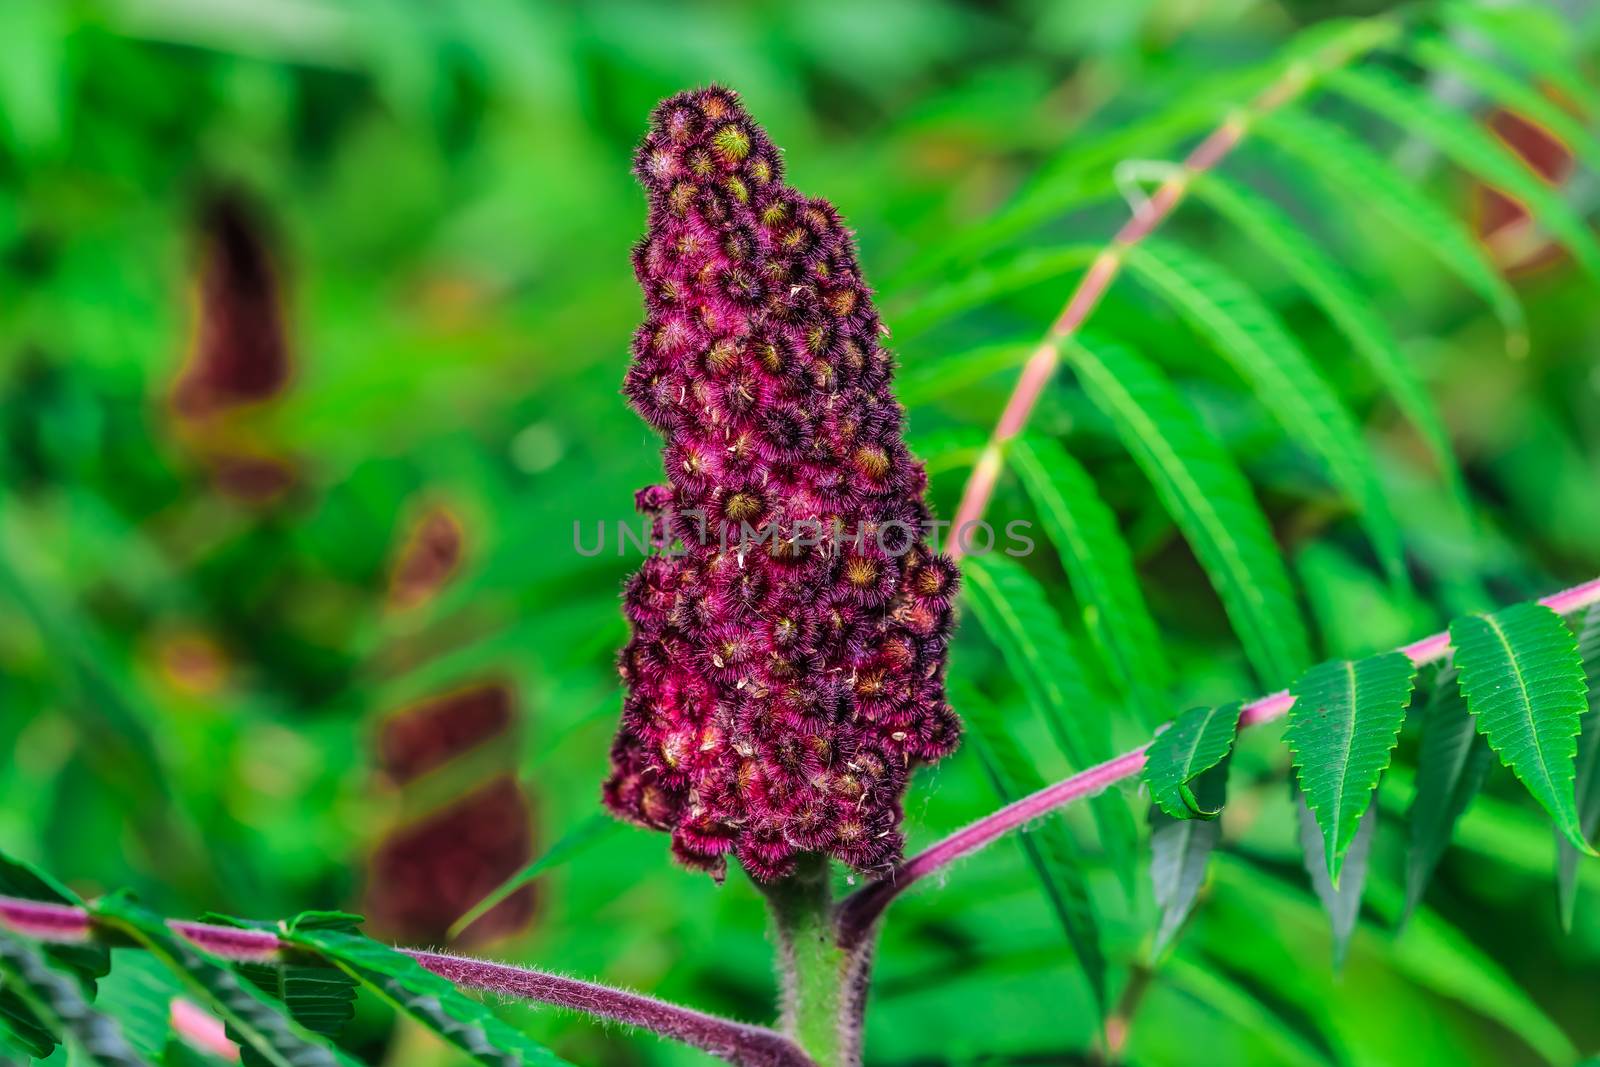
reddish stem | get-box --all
[0,897,813,1067]
[945,24,1392,556]
[836,575,1600,943]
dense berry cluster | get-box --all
[603,87,960,883]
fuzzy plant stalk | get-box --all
[603,85,960,1062]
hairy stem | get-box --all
[760,857,870,1067]
[0,895,814,1067]
[836,574,1600,943]
[945,16,1398,554]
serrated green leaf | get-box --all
[958,684,1106,1016]
[1294,791,1375,968]
[1286,652,1417,883]
[1558,606,1600,929]
[1125,239,1405,588]
[1143,703,1239,819]
[1327,66,1600,285]
[1451,601,1591,852]
[449,814,620,939]
[1188,172,1468,517]
[0,931,145,1066]
[1403,666,1493,926]
[279,925,570,1067]
[1064,336,1310,685]
[202,916,357,1063]
[1258,109,1526,348]
[90,895,353,1067]
[961,553,1138,897]
[1149,754,1231,955]
[1011,434,1170,724]
[0,850,109,1060]
[1410,33,1600,175]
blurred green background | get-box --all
[3,1,1600,1064]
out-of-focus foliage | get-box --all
[3,0,1600,1064]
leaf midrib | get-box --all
[1482,613,1559,814]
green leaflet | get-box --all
[89,952,189,1061]
[0,849,109,1060]
[1440,1,1600,115]
[1064,336,1310,686]
[1149,755,1231,955]
[201,914,358,1067]
[1142,703,1239,820]
[448,814,620,938]
[1327,67,1600,287]
[1286,652,1417,883]
[1125,239,1405,588]
[885,170,1116,291]
[0,931,145,1066]
[1450,602,1591,853]
[960,554,1111,762]
[890,244,1100,339]
[1402,666,1493,927]
[1410,34,1600,175]
[1257,109,1526,349]
[1011,434,1169,724]
[1187,172,1469,519]
[1294,791,1375,969]
[898,340,1032,407]
[959,684,1106,1017]
[279,923,570,1067]
[960,554,1138,897]
[1558,607,1600,929]
[90,894,354,1067]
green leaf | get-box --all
[959,683,1107,1017]
[898,340,1032,408]
[1450,601,1591,852]
[204,913,357,1058]
[1148,755,1231,955]
[1065,336,1310,685]
[1187,172,1469,516]
[448,814,620,939]
[1011,434,1170,724]
[1294,791,1375,968]
[960,553,1138,896]
[890,244,1100,339]
[1257,109,1526,349]
[1558,606,1600,929]
[1410,33,1600,175]
[1440,1,1600,116]
[90,894,354,1067]
[89,952,188,1061]
[1286,652,1417,883]
[1327,66,1600,286]
[0,931,145,1066]
[1402,666,1493,926]
[0,849,109,1060]
[280,923,570,1067]
[1142,703,1239,819]
[1125,239,1406,588]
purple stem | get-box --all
[836,575,1600,944]
[0,896,813,1067]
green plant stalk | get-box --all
[763,856,863,1067]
